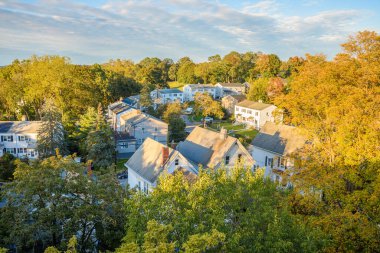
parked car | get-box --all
[184,107,193,114]
[203,116,213,123]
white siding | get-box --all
[0,133,39,159]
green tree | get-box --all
[37,99,67,158]
[247,77,270,102]
[73,107,97,155]
[0,155,126,252]
[194,93,224,127]
[168,117,186,143]
[162,101,182,123]
[85,104,115,169]
[139,86,153,108]
[0,153,16,181]
[254,54,282,78]
[177,58,197,83]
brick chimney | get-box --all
[162,147,169,166]
[219,127,228,140]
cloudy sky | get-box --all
[0,0,379,65]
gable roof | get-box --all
[223,94,246,102]
[123,95,140,106]
[217,83,244,87]
[236,100,274,111]
[159,88,183,94]
[110,102,131,114]
[120,110,167,128]
[126,138,180,183]
[0,121,43,134]
[252,122,307,156]
[177,126,242,168]
[186,84,215,89]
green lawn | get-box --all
[208,121,258,146]
[168,81,185,90]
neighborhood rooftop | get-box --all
[0,121,43,134]
[252,122,307,156]
[158,88,182,94]
[121,110,167,127]
[111,103,131,114]
[177,126,239,167]
[218,83,245,87]
[126,138,180,183]
[236,100,273,110]
[187,84,215,88]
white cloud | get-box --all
[0,0,374,64]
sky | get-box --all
[0,0,379,65]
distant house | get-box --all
[116,109,168,155]
[0,121,43,159]
[150,88,183,105]
[234,100,278,129]
[215,83,247,97]
[251,122,306,185]
[123,95,140,108]
[177,126,254,170]
[221,94,246,115]
[107,101,133,131]
[183,84,217,101]
[126,138,197,192]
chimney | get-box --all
[161,147,169,166]
[21,115,28,121]
[219,127,228,140]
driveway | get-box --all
[181,115,201,133]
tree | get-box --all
[0,155,126,252]
[139,86,153,108]
[266,77,286,101]
[0,153,16,181]
[37,99,67,158]
[194,93,224,127]
[120,167,327,252]
[73,107,97,155]
[85,104,115,169]
[247,77,270,103]
[162,101,182,123]
[177,58,197,83]
[168,117,186,143]
[254,54,282,78]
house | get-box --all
[123,95,140,108]
[235,100,278,129]
[150,88,183,105]
[177,126,254,170]
[0,121,43,159]
[215,83,247,97]
[221,94,246,115]
[126,138,197,192]
[183,84,217,101]
[117,109,168,153]
[251,122,306,185]
[108,101,133,131]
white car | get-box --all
[204,116,213,123]
[185,107,193,114]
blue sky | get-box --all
[0,0,379,65]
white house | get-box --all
[183,84,217,101]
[0,121,43,159]
[215,83,247,97]
[150,88,183,105]
[251,122,306,186]
[235,100,277,129]
[177,126,254,170]
[126,138,197,192]
[108,101,133,131]
[116,109,168,156]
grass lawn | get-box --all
[115,158,128,173]
[208,121,258,146]
[168,81,185,90]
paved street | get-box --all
[181,115,200,133]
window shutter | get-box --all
[278,157,281,167]
[265,156,267,166]
[10,136,13,142]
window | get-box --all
[155,127,158,132]
[18,136,25,141]
[18,148,27,154]
[268,158,274,168]
[1,136,13,142]
[247,110,252,114]
[6,148,16,154]
[225,156,230,165]
[255,112,258,116]
[265,156,268,166]
[142,127,145,133]
[238,154,242,162]
[120,142,128,149]
[143,182,149,194]
[241,109,246,113]
[29,150,36,157]
[175,159,179,166]
[138,181,141,190]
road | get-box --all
[181,115,201,133]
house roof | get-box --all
[126,138,179,183]
[236,100,274,111]
[217,83,245,87]
[123,95,140,106]
[111,103,131,114]
[159,89,183,94]
[252,122,306,156]
[0,121,43,134]
[223,94,246,102]
[177,126,241,168]
[120,110,167,128]
[186,84,215,89]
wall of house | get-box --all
[234,106,261,128]
[222,97,237,115]
[115,108,135,132]
[127,120,168,146]
[0,133,39,159]
[127,167,155,193]
[116,140,136,153]
[183,86,217,101]
[258,105,276,128]
[166,153,198,174]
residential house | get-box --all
[215,83,248,97]
[235,100,278,129]
[108,101,133,131]
[251,122,306,185]
[150,88,183,105]
[183,84,217,101]
[123,95,140,108]
[177,126,254,170]
[221,94,246,115]
[126,138,197,192]
[117,109,168,154]
[0,121,43,159]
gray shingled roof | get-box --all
[0,121,43,134]
[252,122,306,156]
[236,100,274,111]
[187,84,215,89]
[126,138,179,183]
[159,89,183,94]
[218,83,244,87]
